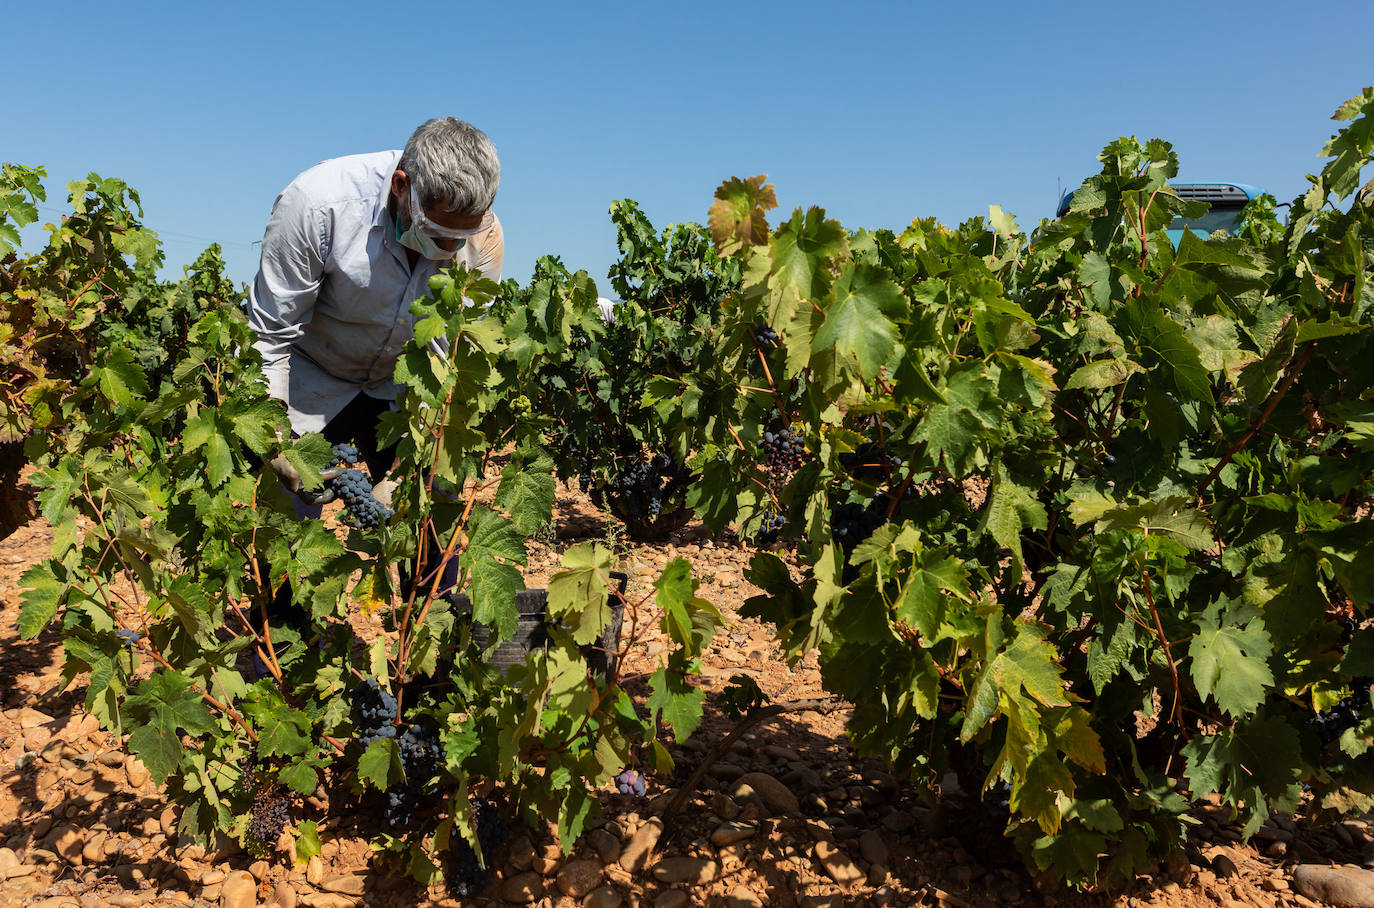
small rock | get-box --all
[711,793,741,821]
[582,885,621,908]
[813,840,864,889]
[800,896,844,908]
[298,896,357,908]
[731,773,800,815]
[618,818,662,873]
[710,821,757,846]
[160,805,179,836]
[201,868,229,886]
[508,835,536,870]
[320,875,364,896]
[653,891,688,908]
[220,869,256,908]
[725,886,763,908]
[1212,852,1240,878]
[0,847,19,871]
[125,757,149,789]
[1293,864,1374,907]
[1,862,37,880]
[1263,876,1289,892]
[556,860,602,898]
[859,830,889,866]
[882,810,915,833]
[306,856,323,885]
[651,856,718,885]
[49,826,84,864]
[82,832,107,864]
[862,769,899,796]
[248,860,270,883]
[501,870,543,903]
[762,744,801,762]
[271,882,298,908]
[587,828,620,864]
[19,708,53,730]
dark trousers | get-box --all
[259,393,459,634]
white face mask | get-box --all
[396,184,467,261]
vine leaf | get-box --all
[294,820,322,864]
[494,450,555,535]
[91,346,150,407]
[357,738,402,791]
[123,671,216,785]
[465,506,525,641]
[655,557,705,650]
[812,263,904,383]
[980,466,1048,580]
[648,654,707,741]
[547,543,612,646]
[1183,716,1302,838]
[708,175,776,256]
[18,562,67,639]
[1189,600,1273,718]
[893,546,970,639]
[768,206,848,325]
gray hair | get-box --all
[399,117,500,216]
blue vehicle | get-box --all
[1056,182,1267,246]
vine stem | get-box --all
[1140,568,1183,732]
[659,696,846,837]
[1195,341,1317,502]
[753,343,791,422]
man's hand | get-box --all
[266,455,338,505]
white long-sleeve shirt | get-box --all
[247,150,503,434]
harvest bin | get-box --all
[448,571,628,679]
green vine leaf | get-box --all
[1189,601,1273,718]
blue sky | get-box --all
[6,1,1371,292]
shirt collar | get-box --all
[374,150,403,231]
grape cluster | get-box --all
[762,427,805,474]
[331,443,360,465]
[399,724,443,786]
[838,442,900,481]
[754,509,787,547]
[614,769,646,797]
[754,325,778,347]
[116,628,139,650]
[448,798,511,897]
[352,680,398,748]
[248,787,290,852]
[384,723,444,829]
[568,446,595,494]
[327,468,394,529]
[600,452,688,524]
[1310,677,1374,745]
[831,501,889,556]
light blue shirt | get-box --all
[247,150,504,433]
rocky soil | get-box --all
[4,481,1374,908]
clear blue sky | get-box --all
[7,1,1370,291]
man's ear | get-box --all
[390,169,408,201]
